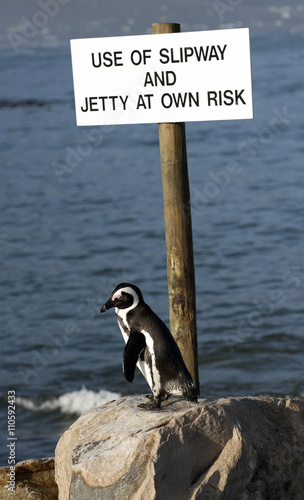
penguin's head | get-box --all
[100,283,143,313]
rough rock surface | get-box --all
[0,457,57,499]
[55,395,304,500]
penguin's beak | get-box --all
[100,298,113,313]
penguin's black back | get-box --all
[127,301,197,400]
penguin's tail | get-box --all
[184,380,198,403]
[187,392,198,403]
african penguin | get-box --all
[100,283,197,409]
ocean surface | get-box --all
[1,22,304,465]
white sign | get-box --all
[70,28,253,126]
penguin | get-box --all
[100,282,197,409]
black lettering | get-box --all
[144,71,176,87]
[91,53,101,68]
[194,46,209,61]
[217,44,227,60]
[184,47,194,62]
[235,89,246,105]
[223,90,234,105]
[80,97,98,113]
[161,92,199,108]
[170,48,180,63]
[144,72,154,86]
[109,96,118,110]
[209,46,220,60]
[172,92,188,107]
[154,72,165,86]
[207,91,218,106]
[81,97,89,112]
[189,92,199,107]
[166,71,176,86]
[91,51,123,68]
[98,96,107,111]
[120,95,128,110]
[142,49,152,64]
[145,94,153,108]
[131,50,142,65]
[114,51,123,66]
[136,94,153,109]
[207,89,246,106]
[159,48,169,64]
[89,97,98,111]
[161,93,172,108]
[103,51,113,67]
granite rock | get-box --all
[55,395,304,500]
[0,457,57,499]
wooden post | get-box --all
[152,22,200,393]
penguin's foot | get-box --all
[138,395,162,410]
[138,403,160,410]
[186,395,198,404]
[145,393,171,402]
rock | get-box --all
[0,457,58,499]
[55,395,304,500]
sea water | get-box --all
[0,25,304,464]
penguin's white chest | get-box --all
[140,329,161,395]
[115,308,130,343]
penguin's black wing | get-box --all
[123,329,146,382]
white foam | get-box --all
[16,386,121,415]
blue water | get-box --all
[1,28,304,466]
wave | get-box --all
[16,386,121,415]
